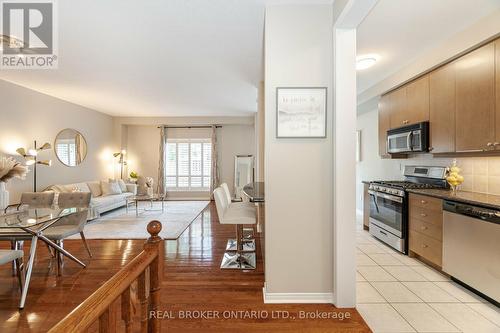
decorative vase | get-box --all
[0,181,9,211]
[446,159,464,195]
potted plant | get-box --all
[129,171,138,183]
[0,157,29,210]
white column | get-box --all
[332,0,379,308]
[333,27,357,307]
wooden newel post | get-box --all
[145,220,163,333]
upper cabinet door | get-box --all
[378,94,392,157]
[388,87,408,128]
[406,75,430,125]
[430,63,456,153]
[496,39,500,144]
[455,43,496,152]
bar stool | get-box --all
[220,183,254,211]
[214,187,256,269]
[220,183,256,250]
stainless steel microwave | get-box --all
[387,122,429,154]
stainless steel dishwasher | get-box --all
[443,200,500,306]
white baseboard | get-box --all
[262,284,334,304]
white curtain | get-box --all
[157,127,167,196]
[210,125,220,199]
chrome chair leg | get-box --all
[56,240,64,276]
[242,227,255,240]
[19,236,37,309]
[10,240,24,276]
[46,243,55,258]
[221,224,256,270]
[80,232,92,258]
[10,240,17,276]
[15,257,24,292]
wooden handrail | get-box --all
[49,220,164,333]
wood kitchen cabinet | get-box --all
[378,37,500,156]
[409,194,443,268]
[430,63,456,153]
[455,42,496,152]
[386,76,430,130]
[496,39,500,144]
[388,87,408,128]
[406,75,430,125]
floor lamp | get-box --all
[113,150,127,179]
[17,140,52,192]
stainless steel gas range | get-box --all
[368,165,448,254]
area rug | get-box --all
[69,201,209,240]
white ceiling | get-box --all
[356,0,500,95]
[0,0,274,117]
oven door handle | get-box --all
[368,190,403,203]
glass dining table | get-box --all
[0,207,88,309]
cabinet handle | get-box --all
[456,149,486,153]
[422,244,428,248]
[421,226,427,230]
[421,200,427,204]
[420,213,427,217]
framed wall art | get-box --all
[276,87,327,138]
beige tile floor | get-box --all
[355,214,500,333]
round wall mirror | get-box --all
[54,129,88,167]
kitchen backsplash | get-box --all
[399,155,500,195]
[454,157,500,195]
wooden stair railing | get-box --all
[48,220,164,333]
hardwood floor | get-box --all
[0,203,370,332]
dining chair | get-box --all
[43,192,92,275]
[4,191,55,213]
[1,191,55,275]
[0,250,24,294]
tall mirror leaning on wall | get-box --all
[233,155,254,201]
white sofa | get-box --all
[46,181,137,220]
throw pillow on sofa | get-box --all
[101,180,122,196]
[109,179,128,192]
[87,181,102,197]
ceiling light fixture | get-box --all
[356,54,379,70]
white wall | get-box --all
[264,4,333,298]
[124,124,255,199]
[218,125,255,195]
[356,110,500,210]
[0,79,116,203]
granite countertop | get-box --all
[407,188,500,210]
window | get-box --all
[165,139,211,191]
[56,140,77,166]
